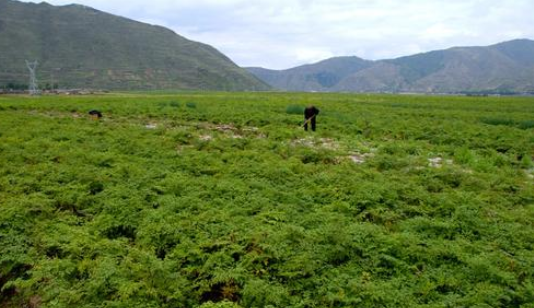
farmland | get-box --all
[0,92,533,307]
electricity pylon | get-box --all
[25,60,39,95]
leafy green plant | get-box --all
[0,92,533,307]
[187,102,197,109]
[481,117,534,130]
[285,105,304,115]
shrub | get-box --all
[285,105,304,115]
[481,118,534,130]
[454,147,476,165]
[186,102,197,109]
[518,120,534,129]
[480,117,516,127]
[520,154,533,169]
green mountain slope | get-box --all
[0,0,270,91]
[249,39,534,93]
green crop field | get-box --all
[1,92,533,308]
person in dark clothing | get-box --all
[303,105,320,131]
[88,110,102,120]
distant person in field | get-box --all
[303,105,320,131]
[88,110,102,120]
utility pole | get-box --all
[25,60,39,95]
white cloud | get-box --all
[294,48,335,63]
[19,0,534,69]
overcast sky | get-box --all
[21,0,534,69]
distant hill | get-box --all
[247,39,534,94]
[248,56,372,92]
[0,0,270,91]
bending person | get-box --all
[303,105,320,131]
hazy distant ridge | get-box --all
[247,39,534,93]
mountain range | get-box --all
[0,0,269,91]
[247,39,534,94]
[1,0,533,94]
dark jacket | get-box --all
[304,106,320,119]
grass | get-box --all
[0,92,533,308]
